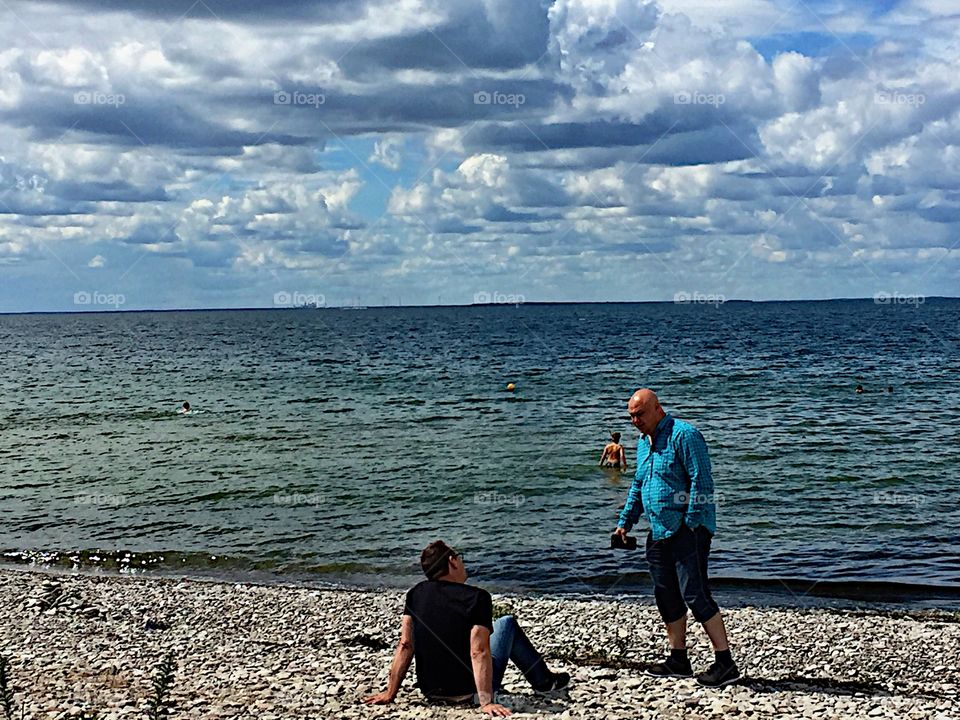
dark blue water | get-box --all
[1,300,959,604]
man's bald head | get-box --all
[628,388,665,436]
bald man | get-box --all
[613,389,739,688]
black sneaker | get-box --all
[696,661,741,688]
[645,656,693,678]
[534,671,571,695]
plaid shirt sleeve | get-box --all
[678,426,714,528]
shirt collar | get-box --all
[644,413,672,445]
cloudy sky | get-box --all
[0,0,957,311]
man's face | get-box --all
[628,398,660,436]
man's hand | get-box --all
[363,690,396,705]
[480,702,512,716]
[613,526,629,543]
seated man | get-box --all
[364,540,569,716]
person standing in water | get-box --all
[599,432,627,469]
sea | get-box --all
[2,300,959,609]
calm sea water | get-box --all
[2,301,959,605]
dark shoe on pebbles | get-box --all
[645,656,693,678]
[534,672,571,695]
[696,661,741,688]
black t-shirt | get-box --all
[403,580,494,697]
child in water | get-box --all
[599,432,627,469]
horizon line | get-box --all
[1,295,955,316]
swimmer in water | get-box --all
[855,384,864,394]
[178,401,191,414]
[599,432,627,469]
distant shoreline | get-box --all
[2,296,959,316]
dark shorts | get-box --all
[645,523,720,624]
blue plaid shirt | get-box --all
[617,414,718,541]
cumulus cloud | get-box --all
[369,137,404,171]
[0,0,959,310]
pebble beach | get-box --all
[1,569,957,720]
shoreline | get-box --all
[3,296,959,315]
[2,568,958,719]
[4,558,960,613]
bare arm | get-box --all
[470,626,511,716]
[598,446,609,465]
[364,615,415,704]
[619,445,627,468]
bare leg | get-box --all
[701,612,729,652]
[665,615,687,650]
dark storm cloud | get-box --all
[336,2,551,76]
[50,180,171,203]
[257,78,567,136]
[7,91,310,151]
[465,119,682,154]
[121,220,182,245]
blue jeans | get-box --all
[490,615,551,691]
[645,523,720,624]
